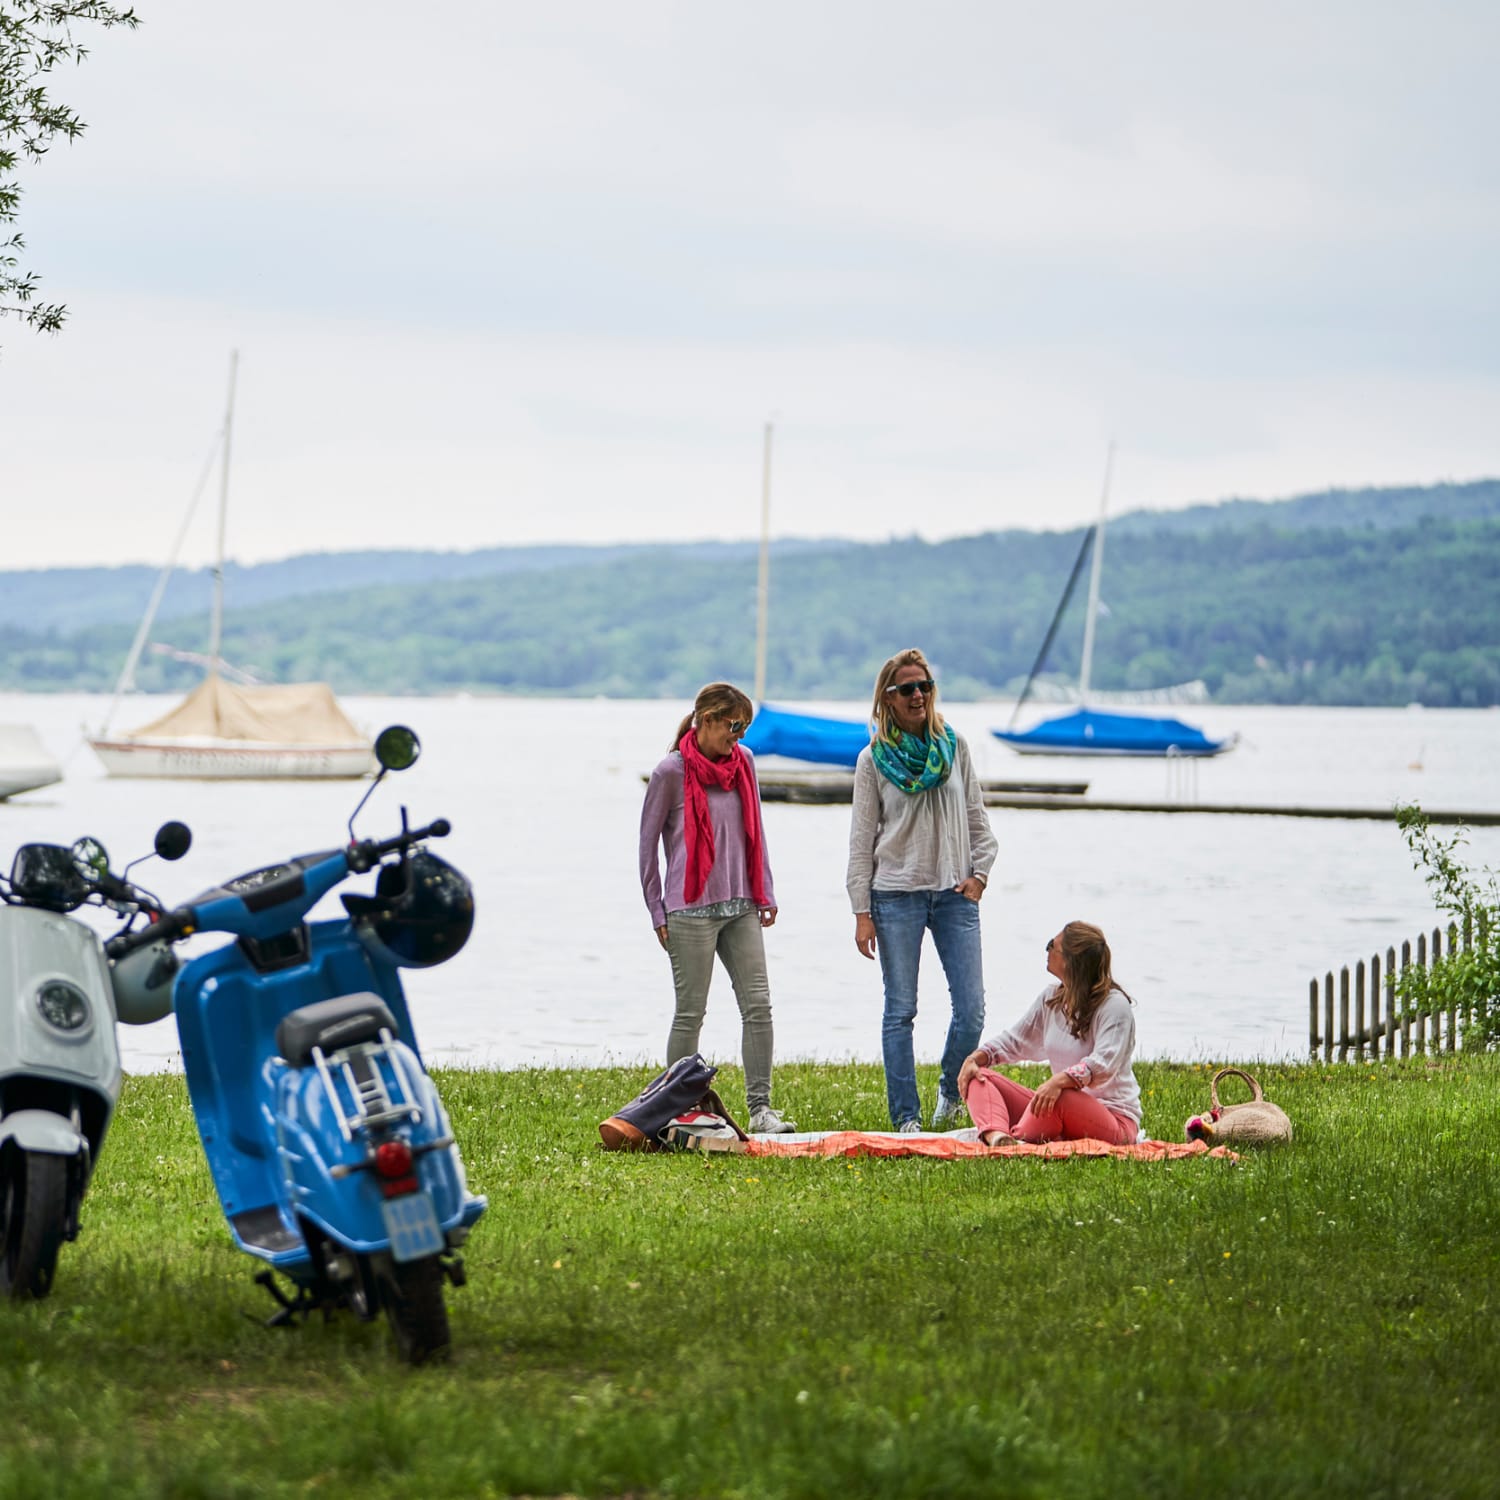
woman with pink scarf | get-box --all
[639,682,795,1134]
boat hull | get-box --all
[994,739,1233,759]
[0,725,64,799]
[88,737,374,780]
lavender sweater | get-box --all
[639,749,776,928]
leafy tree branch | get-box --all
[1,2,138,335]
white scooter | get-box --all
[0,824,189,1298]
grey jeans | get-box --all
[664,908,775,1111]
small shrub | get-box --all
[1395,802,1500,1048]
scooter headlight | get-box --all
[37,980,91,1032]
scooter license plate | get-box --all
[382,1191,445,1263]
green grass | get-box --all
[4,1057,1499,1499]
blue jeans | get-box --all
[870,888,985,1128]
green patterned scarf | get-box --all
[871,723,956,794]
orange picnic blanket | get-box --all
[743,1133,1238,1162]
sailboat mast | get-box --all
[1076,442,1114,704]
[753,419,773,704]
[207,349,238,676]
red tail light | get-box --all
[374,1140,414,1179]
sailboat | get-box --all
[87,353,375,780]
[993,449,1237,759]
[736,421,873,771]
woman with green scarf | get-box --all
[846,647,998,1132]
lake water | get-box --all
[4,692,1498,1074]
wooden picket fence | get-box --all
[1309,918,1486,1061]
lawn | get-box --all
[3,1056,1497,1499]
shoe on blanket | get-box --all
[931,1091,967,1128]
[749,1105,796,1134]
[897,1119,924,1134]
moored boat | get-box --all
[994,446,1237,760]
[88,679,373,780]
[86,352,373,781]
[740,704,870,768]
[0,724,63,799]
[993,707,1235,758]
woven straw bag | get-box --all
[1185,1068,1292,1145]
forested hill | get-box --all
[4,479,1499,706]
[1108,477,1500,537]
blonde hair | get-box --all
[1047,920,1132,1038]
[870,647,945,745]
[671,681,755,751]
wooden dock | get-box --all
[977,795,1500,823]
[754,770,1497,823]
[756,772,1089,805]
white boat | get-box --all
[87,353,374,781]
[0,725,63,799]
[89,678,373,780]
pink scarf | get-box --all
[679,731,768,908]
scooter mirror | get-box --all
[154,821,193,861]
[374,725,421,773]
[71,837,110,880]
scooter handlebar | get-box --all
[103,907,196,961]
[104,817,453,956]
[346,818,451,873]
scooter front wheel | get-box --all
[0,1145,70,1300]
[380,1254,450,1365]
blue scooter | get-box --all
[106,726,486,1363]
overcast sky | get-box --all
[2,1,1496,569]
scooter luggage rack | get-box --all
[311,1030,423,1144]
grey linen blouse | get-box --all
[845,731,998,913]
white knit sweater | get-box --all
[978,982,1142,1123]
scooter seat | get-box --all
[276,992,397,1066]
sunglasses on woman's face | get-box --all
[725,719,749,737]
[886,679,935,698]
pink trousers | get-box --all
[963,1068,1137,1145]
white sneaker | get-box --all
[749,1105,796,1134]
[897,1119,924,1134]
[931,1092,967,1128]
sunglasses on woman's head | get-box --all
[886,679,935,698]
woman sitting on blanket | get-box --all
[956,921,1141,1146]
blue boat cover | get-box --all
[741,705,871,767]
[992,708,1231,757]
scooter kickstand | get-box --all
[249,1270,312,1329]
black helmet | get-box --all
[345,850,474,969]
